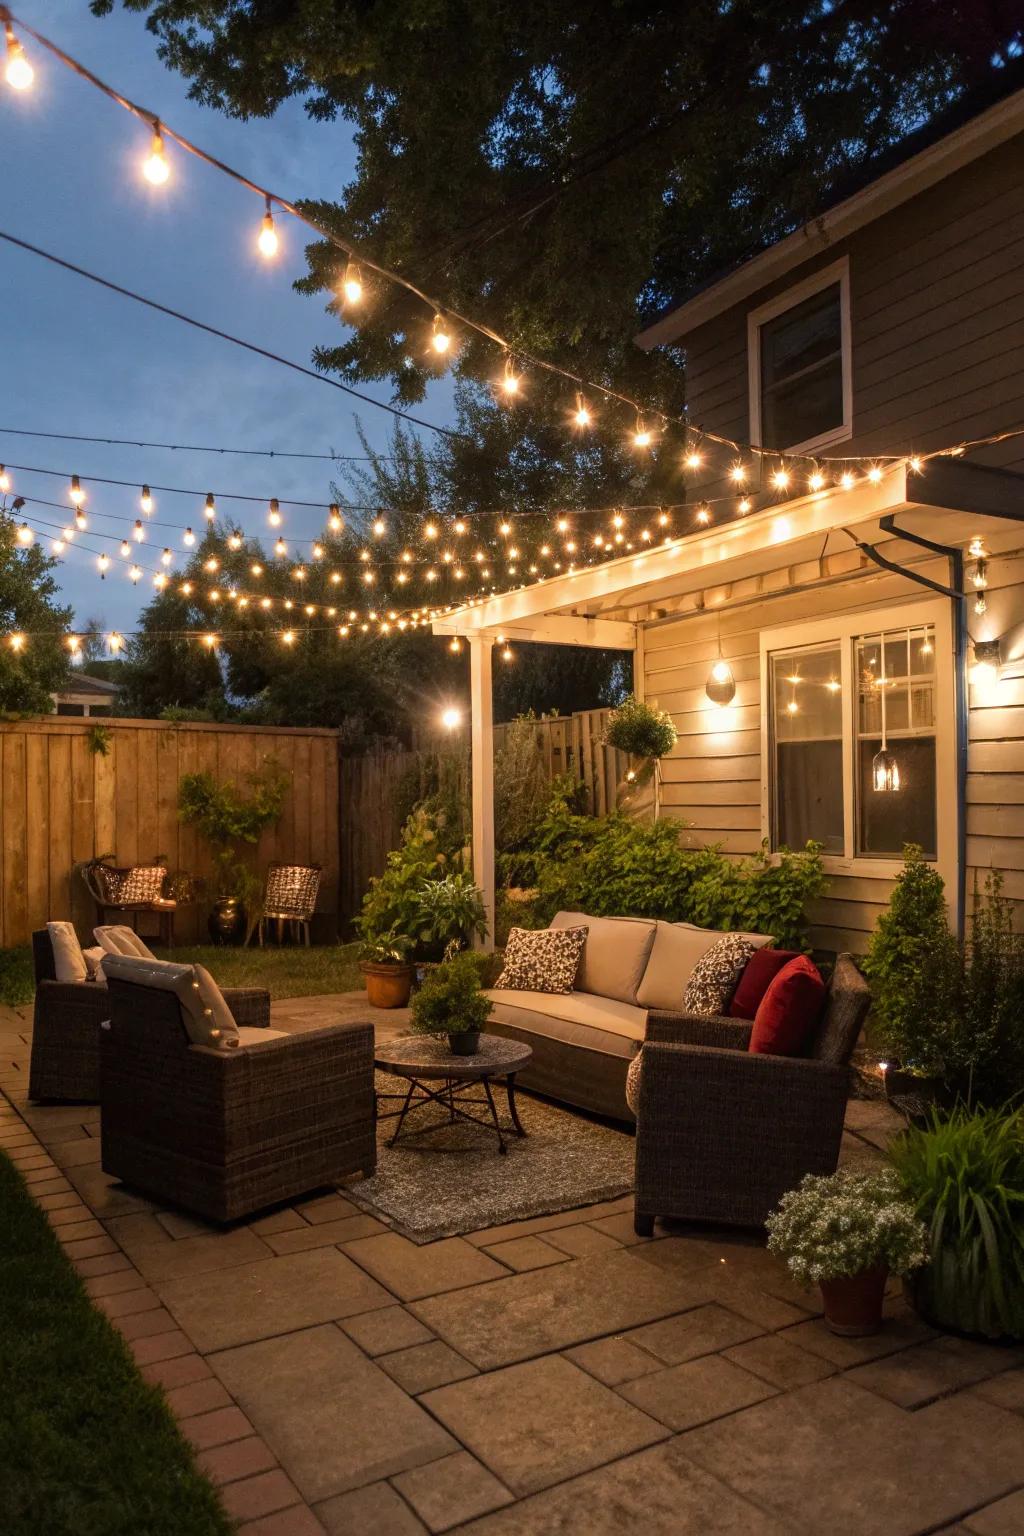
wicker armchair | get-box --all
[28,928,271,1104]
[633,954,871,1235]
[82,861,177,946]
[258,862,322,947]
[100,975,376,1222]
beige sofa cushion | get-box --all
[94,925,156,960]
[236,1026,290,1047]
[486,987,646,1061]
[47,920,88,983]
[549,911,656,1005]
[101,954,240,1049]
[636,921,774,1012]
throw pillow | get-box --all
[193,963,241,1048]
[82,945,107,984]
[46,921,88,983]
[681,935,755,1016]
[625,1048,643,1115]
[94,925,156,960]
[729,949,801,1019]
[495,926,588,995]
[101,954,239,1049]
[749,955,825,1056]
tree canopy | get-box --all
[0,513,72,714]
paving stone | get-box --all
[117,1306,181,1342]
[85,1269,150,1299]
[626,1304,764,1364]
[481,1236,569,1272]
[340,1306,435,1357]
[210,1323,457,1502]
[411,1249,712,1370]
[164,1377,233,1418]
[248,1208,309,1237]
[563,1337,667,1387]
[49,1136,101,1167]
[25,1176,73,1196]
[62,1234,117,1260]
[587,1212,654,1246]
[378,1341,478,1395]
[846,1337,1024,1408]
[632,1236,818,1317]
[779,1306,936,1367]
[235,1503,327,1535]
[619,1355,777,1431]
[722,1333,837,1389]
[392,1451,513,1532]
[63,1163,159,1217]
[131,1329,195,1365]
[541,1224,623,1259]
[158,1247,395,1352]
[965,1488,1024,1534]
[156,1210,219,1239]
[182,1404,254,1451]
[263,1213,387,1254]
[73,1251,134,1279]
[140,1352,214,1391]
[316,1481,427,1536]
[120,1228,274,1283]
[105,1212,173,1248]
[343,1233,510,1301]
[296,1193,361,1224]
[421,1354,667,1496]
[47,1204,95,1228]
[97,1286,162,1320]
[198,1436,278,1487]
[463,1198,633,1249]
[35,1190,81,1212]
[451,1437,787,1535]
[680,1379,1024,1536]
[972,1369,1024,1413]
[221,1469,304,1524]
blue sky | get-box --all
[2,3,453,633]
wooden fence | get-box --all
[0,718,340,948]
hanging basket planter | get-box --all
[604,698,676,821]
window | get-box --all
[748,260,851,454]
[762,606,953,875]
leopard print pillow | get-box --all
[625,1048,643,1115]
[495,926,588,995]
[681,935,755,1015]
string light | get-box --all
[431,313,452,355]
[373,517,386,538]
[632,417,653,450]
[867,465,883,484]
[132,519,145,541]
[840,472,855,490]
[684,448,703,471]
[729,464,746,484]
[500,356,521,398]
[143,123,170,185]
[140,484,153,514]
[257,196,279,259]
[572,394,592,428]
[161,547,172,566]
[3,21,32,91]
[69,474,85,506]
[9,632,25,651]
[328,504,343,532]
[342,262,363,305]
[75,510,87,531]
[808,470,825,492]
[15,521,32,546]
[183,526,195,546]
[108,631,123,653]
[97,553,109,575]
[204,492,216,521]
[268,498,281,526]
[771,468,790,492]
[119,539,131,558]
[0,466,9,491]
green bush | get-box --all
[603,695,677,760]
[413,871,488,958]
[356,804,472,957]
[410,951,492,1037]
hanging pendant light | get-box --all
[705,615,736,706]
[872,630,900,792]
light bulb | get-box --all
[808,471,825,491]
[431,313,451,354]
[771,468,790,491]
[257,199,278,259]
[129,565,142,584]
[204,492,216,521]
[52,538,65,555]
[67,635,81,656]
[202,633,217,649]
[183,527,195,547]
[695,505,711,526]
[108,632,123,653]
[153,573,168,590]
[0,466,10,491]
[972,559,989,590]
[16,522,32,546]
[98,554,109,575]
[143,127,170,185]
[119,540,131,558]
[9,632,25,651]
[268,498,281,526]
[373,518,386,537]
[840,471,855,490]
[275,538,286,557]
[739,497,752,514]
[500,357,520,397]
[729,464,746,484]
[4,26,32,91]
[312,542,324,560]
[133,519,145,542]
[75,511,88,532]
[140,485,153,514]
[502,645,514,662]
[706,658,736,706]
[909,455,923,473]
[684,449,703,471]
[282,630,295,646]
[633,418,652,449]
[251,562,263,576]
[499,521,512,537]
[342,262,363,304]
[573,395,591,428]
[868,465,883,484]
[441,706,461,730]
[968,537,987,560]
[448,637,462,653]
[328,504,343,532]
[69,475,85,506]
[161,547,172,566]
[227,533,242,551]
[454,519,467,535]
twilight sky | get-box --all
[1,2,454,633]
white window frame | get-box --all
[747,256,853,455]
[759,598,958,889]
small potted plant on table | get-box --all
[360,929,415,1009]
[410,951,492,1056]
[766,1169,928,1336]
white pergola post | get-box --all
[469,634,495,951]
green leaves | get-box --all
[603,697,677,761]
[177,759,288,849]
[766,1169,928,1287]
[410,950,492,1038]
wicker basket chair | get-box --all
[258,862,322,947]
[100,974,376,1222]
[28,928,272,1104]
[633,954,871,1235]
[82,861,177,946]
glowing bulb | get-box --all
[52,538,65,555]
[342,262,363,305]
[275,538,287,557]
[129,565,142,584]
[268,499,281,526]
[706,658,736,706]
[968,537,987,559]
[909,455,923,473]
[204,556,219,573]
[161,547,172,566]
[69,475,85,506]
[0,466,9,491]
[227,533,242,551]
[771,468,790,491]
[573,395,591,428]
[97,554,109,575]
[972,559,989,590]
[684,449,703,471]
[312,543,324,560]
[633,418,652,449]
[867,465,883,484]
[15,522,32,546]
[183,526,195,547]
[153,573,168,590]
[143,127,170,185]
[808,471,825,492]
[4,26,33,91]
[257,198,278,259]
[9,631,25,651]
[448,637,462,654]
[202,633,217,650]
[67,635,81,656]
[431,313,452,355]
[75,511,88,532]
[204,492,216,521]
[328,504,344,532]
[119,540,131,558]
[454,519,467,535]
[500,357,520,397]
[373,518,386,537]
[108,631,123,654]
[133,519,145,542]
[499,521,512,537]
[140,485,153,514]
[786,699,799,715]
[825,678,841,693]
[282,629,295,646]
[502,645,514,662]
[739,497,752,514]
[695,505,711,526]
[840,471,855,490]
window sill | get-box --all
[778,423,853,456]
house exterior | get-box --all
[52,671,119,717]
[435,81,1024,955]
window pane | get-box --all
[771,646,844,853]
[856,625,937,858]
[858,738,937,857]
[760,283,843,448]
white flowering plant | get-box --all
[765,1169,928,1287]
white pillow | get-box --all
[94,925,156,960]
[101,954,239,1049]
[47,921,88,983]
[82,946,108,984]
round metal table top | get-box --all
[374,1033,533,1082]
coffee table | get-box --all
[374,1034,533,1154]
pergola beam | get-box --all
[432,613,636,650]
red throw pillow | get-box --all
[729,949,801,1019]
[748,955,825,1056]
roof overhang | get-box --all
[636,88,1024,349]
[431,461,1024,645]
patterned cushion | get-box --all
[625,1048,643,1115]
[681,935,756,1015]
[495,926,588,995]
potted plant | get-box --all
[177,760,287,944]
[409,950,492,1056]
[359,928,415,1009]
[603,696,677,820]
[413,871,488,963]
[766,1169,928,1336]
[890,1105,1024,1340]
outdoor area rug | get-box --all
[344,1070,635,1242]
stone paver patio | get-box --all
[3,992,1024,1535]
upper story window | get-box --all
[748,258,852,455]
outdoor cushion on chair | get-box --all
[748,955,825,1056]
[549,911,656,1004]
[636,922,773,1011]
[100,954,240,1049]
[730,949,801,1019]
[495,926,589,994]
[46,921,89,983]
[94,925,156,960]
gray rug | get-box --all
[345,1071,635,1243]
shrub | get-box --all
[356,805,455,949]
[410,951,492,1038]
[603,695,677,760]
[413,871,488,958]
[494,714,552,852]
[766,1169,927,1287]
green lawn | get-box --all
[0,1153,233,1536]
[0,945,35,1008]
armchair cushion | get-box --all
[100,954,240,1050]
[95,925,156,960]
[46,921,88,983]
[729,949,800,1019]
[550,911,656,1004]
[82,945,107,983]
[749,955,824,1056]
[496,925,589,995]
[681,935,754,1015]
[637,922,772,1011]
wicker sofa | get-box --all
[101,970,376,1221]
[633,954,871,1232]
[28,928,270,1103]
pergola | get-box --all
[432,459,1024,946]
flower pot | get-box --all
[447,1029,481,1056]
[361,962,413,1009]
[819,1266,888,1336]
[208,895,246,946]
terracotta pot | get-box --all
[361,962,413,1009]
[819,1266,888,1336]
[208,895,246,946]
[447,1029,481,1056]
